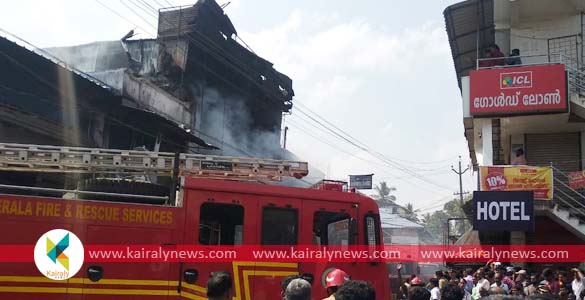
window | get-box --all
[312,211,351,245]
[548,35,578,67]
[261,207,297,245]
[364,214,381,246]
[199,203,244,245]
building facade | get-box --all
[444,0,585,255]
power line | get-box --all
[294,101,459,165]
[118,0,158,31]
[136,0,158,11]
[286,119,451,197]
[290,113,451,174]
[125,0,158,19]
[93,0,156,37]
[417,195,454,213]
[288,109,452,190]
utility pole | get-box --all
[452,156,470,206]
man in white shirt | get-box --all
[472,270,491,300]
[491,273,509,294]
[429,278,441,300]
[464,269,474,295]
[573,268,584,300]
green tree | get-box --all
[372,181,396,207]
[421,210,450,243]
[400,203,420,223]
[420,198,471,244]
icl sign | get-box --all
[473,191,534,232]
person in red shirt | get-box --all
[478,48,494,68]
[541,268,560,295]
[490,45,506,66]
[557,271,568,294]
[502,267,516,290]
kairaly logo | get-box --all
[34,229,84,280]
[500,71,533,89]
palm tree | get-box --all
[372,181,396,206]
[400,203,420,223]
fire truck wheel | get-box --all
[77,178,169,205]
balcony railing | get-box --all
[550,166,585,224]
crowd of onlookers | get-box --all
[398,263,585,300]
[204,268,376,300]
[199,264,584,300]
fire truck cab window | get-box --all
[199,203,244,245]
[261,207,297,245]
[313,212,350,245]
[365,214,380,246]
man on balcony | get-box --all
[511,148,527,165]
[507,49,522,66]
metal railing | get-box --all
[551,166,585,224]
[476,54,562,70]
[0,183,169,201]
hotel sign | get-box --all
[473,191,534,232]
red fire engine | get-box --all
[0,143,390,300]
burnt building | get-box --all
[45,0,294,158]
[0,0,309,195]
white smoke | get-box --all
[195,86,283,159]
[193,86,326,187]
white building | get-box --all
[445,0,585,247]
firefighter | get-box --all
[323,269,350,300]
[206,271,233,300]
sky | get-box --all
[0,0,476,214]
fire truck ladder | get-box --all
[0,143,309,181]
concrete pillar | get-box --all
[581,131,585,170]
[461,77,470,118]
[510,231,526,268]
[482,120,494,166]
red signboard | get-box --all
[470,64,567,116]
[568,171,585,189]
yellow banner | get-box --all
[479,166,553,200]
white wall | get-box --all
[461,76,470,118]
[510,14,581,63]
[474,119,494,166]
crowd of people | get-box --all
[202,264,584,300]
[204,268,376,300]
[398,263,585,300]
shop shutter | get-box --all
[525,133,581,173]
